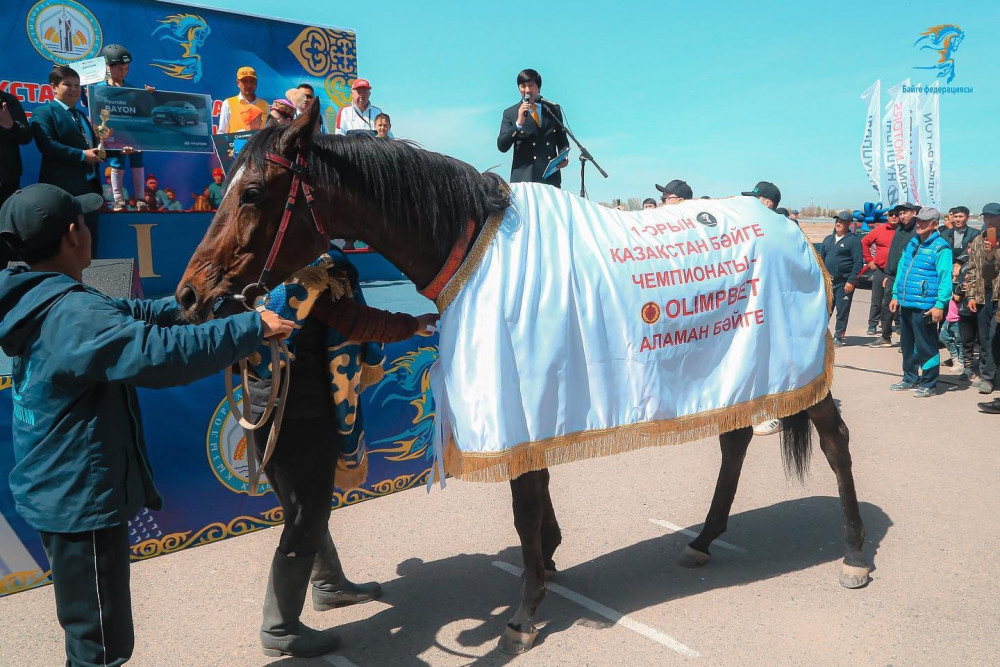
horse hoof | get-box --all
[839,563,870,589]
[498,624,538,655]
[678,545,711,568]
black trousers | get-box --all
[868,269,888,328]
[899,307,940,388]
[959,313,979,372]
[976,297,1000,385]
[831,280,855,341]
[39,524,134,667]
[879,273,899,340]
[250,409,338,558]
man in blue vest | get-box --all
[889,207,953,397]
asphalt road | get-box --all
[2,283,998,666]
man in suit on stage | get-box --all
[30,65,103,256]
[497,69,570,187]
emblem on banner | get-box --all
[287,27,356,129]
[149,14,212,83]
[641,301,661,325]
[696,212,718,228]
[26,0,103,64]
[206,388,271,494]
[913,24,964,84]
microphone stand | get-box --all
[540,101,607,199]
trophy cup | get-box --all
[95,108,112,160]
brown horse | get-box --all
[176,102,869,654]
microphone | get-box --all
[523,92,532,104]
[535,95,556,107]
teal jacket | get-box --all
[0,267,264,533]
[892,232,953,310]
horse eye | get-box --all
[240,187,263,205]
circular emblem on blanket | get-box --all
[26,0,103,64]
[641,301,661,324]
[206,388,272,495]
[696,212,718,228]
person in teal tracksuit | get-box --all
[890,207,953,397]
[0,184,293,667]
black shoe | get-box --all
[313,580,383,611]
[978,398,1000,414]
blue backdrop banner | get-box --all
[4,0,359,210]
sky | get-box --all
[197,0,999,211]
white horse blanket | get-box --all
[429,183,832,483]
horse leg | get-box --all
[679,426,753,567]
[498,470,548,655]
[537,468,562,575]
[806,392,870,588]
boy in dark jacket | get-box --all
[0,184,293,666]
[819,211,864,346]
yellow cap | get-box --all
[236,66,257,80]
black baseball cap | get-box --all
[890,202,919,214]
[982,203,1000,217]
[0,184,102,255]
[741,181,781,207]
[655,179,693,200]
[833,210,854,222]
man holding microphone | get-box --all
[497,69,570,187]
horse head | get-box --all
[176,100,338,321]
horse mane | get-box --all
[236,127,511,258]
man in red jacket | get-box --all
[861,208,899,337]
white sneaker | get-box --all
[752,419,782,436]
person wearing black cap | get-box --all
[0,184,294,667]
[819,211,864,346]
[742,181,781,210]
[656,179,693,205]
[869,202,920,347]
[966,203,1000,398]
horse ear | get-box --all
[277,97,321,156]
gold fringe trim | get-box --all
[435,209,505,314]
[336,455,369,491]
[360,362,386,392]
[444,334,835,483]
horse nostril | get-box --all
[177,282,199,312]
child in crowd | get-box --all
[940,262,964,372]
[0,183,294,667]
[207,168,226,209]
[164,187,183,211]
[374,113,391,139]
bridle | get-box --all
[222,149,328,495]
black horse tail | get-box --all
[779,410,812,481]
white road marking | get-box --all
[328,657,361,667]
[649,519,747,553]
[491,560,700,658]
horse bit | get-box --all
[223,150,329,495]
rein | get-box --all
[222,149,327,495]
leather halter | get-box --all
[418,219,477,301]
[236,151,328,307]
